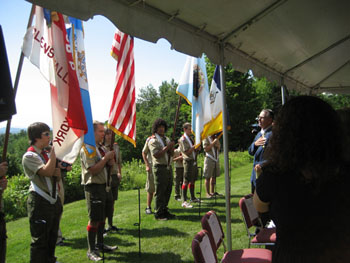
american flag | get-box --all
[108,29,136,147]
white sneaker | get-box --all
[182,201,193,208]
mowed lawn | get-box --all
[6,162,253,263]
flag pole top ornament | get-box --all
[42,9,59,25]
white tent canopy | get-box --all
[27,0,350,94]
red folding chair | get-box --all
[196,211,272,263]
[238,195,276,248]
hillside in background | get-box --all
[0,127,25,134]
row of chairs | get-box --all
[191,194,276,262]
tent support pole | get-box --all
[219,42,232,251]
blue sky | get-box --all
[0,0,188,128]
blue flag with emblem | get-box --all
[67,17,96,156]
[176,54,211,147]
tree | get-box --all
[317,93,350,110]
[205,59,282,151]
[116,80,190,161]
[0,130,28,177]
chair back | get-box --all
[201,210,226,251]
[192,230,217,263]
[239,194,261,229]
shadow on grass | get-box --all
[105,251,192,263]
[61,235,136,249]
[120,227,188,238]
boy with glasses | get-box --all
[22,122,62,263]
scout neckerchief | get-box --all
[155,133,169,166]
[97,144,109,190]
[206,137,218,162]
[183,133,196,165]
[26,146,58,204]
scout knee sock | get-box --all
[108,213,113,228]
[182,184,188,202]
[189,183,195,199]
[87,225,98,252]
[97,222,105,245]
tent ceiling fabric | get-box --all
[27,0,350,94]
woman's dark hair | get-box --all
[264,96,343,183]
[152,118,168,134]
[27,122,50,145]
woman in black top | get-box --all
[253,96,350,263]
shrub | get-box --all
[63,161,84,204]
[120,158,145,190]
[228,151,253,168]
[3,174,29,221]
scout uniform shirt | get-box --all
[22,145,58,204]
[80,144,108,185]
[179,134,196,161]
[202,137,220,163]
[173,148,184,168]
[148,134,172,166]
[142,136,153,166]
[108,143,122,175]
[109,143,122,188]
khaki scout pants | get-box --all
[153,165,173,217]
[27,192,62,263]
[174,167,184,197]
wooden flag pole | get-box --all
[2,5,35,161]
[168,96,181,167]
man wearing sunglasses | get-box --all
[22,122,62,263]
[248,109,274,194]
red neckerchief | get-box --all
[98,144,106,157]
[27,146,49,163]
[27,146,59,192]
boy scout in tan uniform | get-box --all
[80,121,118,261]
[202,135,221,197]
[179,122,200,208]
[142,136,155,214]
[148,118,175,220]
[103,129,122,233]
[22,122,62,263]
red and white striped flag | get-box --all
[22,6,87,163]
[108,29,136,147]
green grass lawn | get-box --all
[7,163,253,263]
